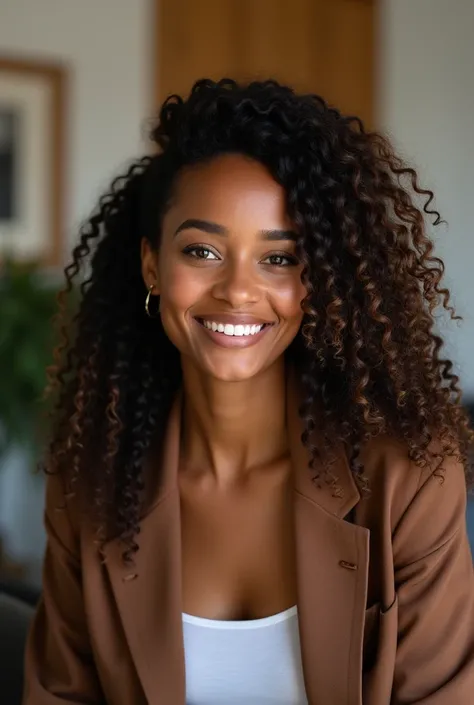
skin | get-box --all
[141,153,306,620]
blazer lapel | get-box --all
[287,381,370,705]
[103,396,186,704]
[103,382,370,705]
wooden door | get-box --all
[155,0,376,126]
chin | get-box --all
[197,352,281,384]
[202,364,263,384]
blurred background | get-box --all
[0,0,473,594]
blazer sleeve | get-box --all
[392,453,474,704]
[23,473,104,704]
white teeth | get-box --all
[202,320,265,337]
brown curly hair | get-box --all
[44,78,474,562]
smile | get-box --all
[201,320,267,337]
[194,317,274,348]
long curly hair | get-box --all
[44,78,473,561]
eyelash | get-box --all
[182,245,299,267]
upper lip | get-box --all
[194,313,275,325]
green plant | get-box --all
[0,259,61,462]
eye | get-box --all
[262,253,299,267]
[182,245,219,261]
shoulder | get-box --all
[356,434,468,550]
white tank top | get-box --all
[182,606,308,704]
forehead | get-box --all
[165,153,292,231]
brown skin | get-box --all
[141,153,306,619]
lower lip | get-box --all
[194,319,273,348]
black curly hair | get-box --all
[44,78,474,562]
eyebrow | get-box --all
[174,218,298,241]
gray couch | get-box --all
[0,592,34,705]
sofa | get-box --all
[0,590,34,705]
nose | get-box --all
[211,259,261,308]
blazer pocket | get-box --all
[363,596,398,672]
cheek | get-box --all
[159,260,205,314]
[158,261,201,351]
[272,274,307,322]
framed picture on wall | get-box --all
[0,56,67,268]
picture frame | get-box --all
[0,56,67,268]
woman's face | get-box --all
[142,153,306,383]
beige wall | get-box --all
[378,0,474,396]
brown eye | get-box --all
[262,253,299,267]
[182,245,219,260]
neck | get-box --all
[180,357,289,484]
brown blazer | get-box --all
[23,389,474,704]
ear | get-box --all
[141,237,160,294]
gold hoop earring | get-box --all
[145,284,159,318]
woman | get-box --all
[24,79,474,705]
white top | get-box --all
[182,606,308,704]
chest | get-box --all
[97,483,396,705]
[179,467,297,620]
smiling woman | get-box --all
[23,79,474,705]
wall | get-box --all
[0,0,154,249]
[378,0,474,397]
